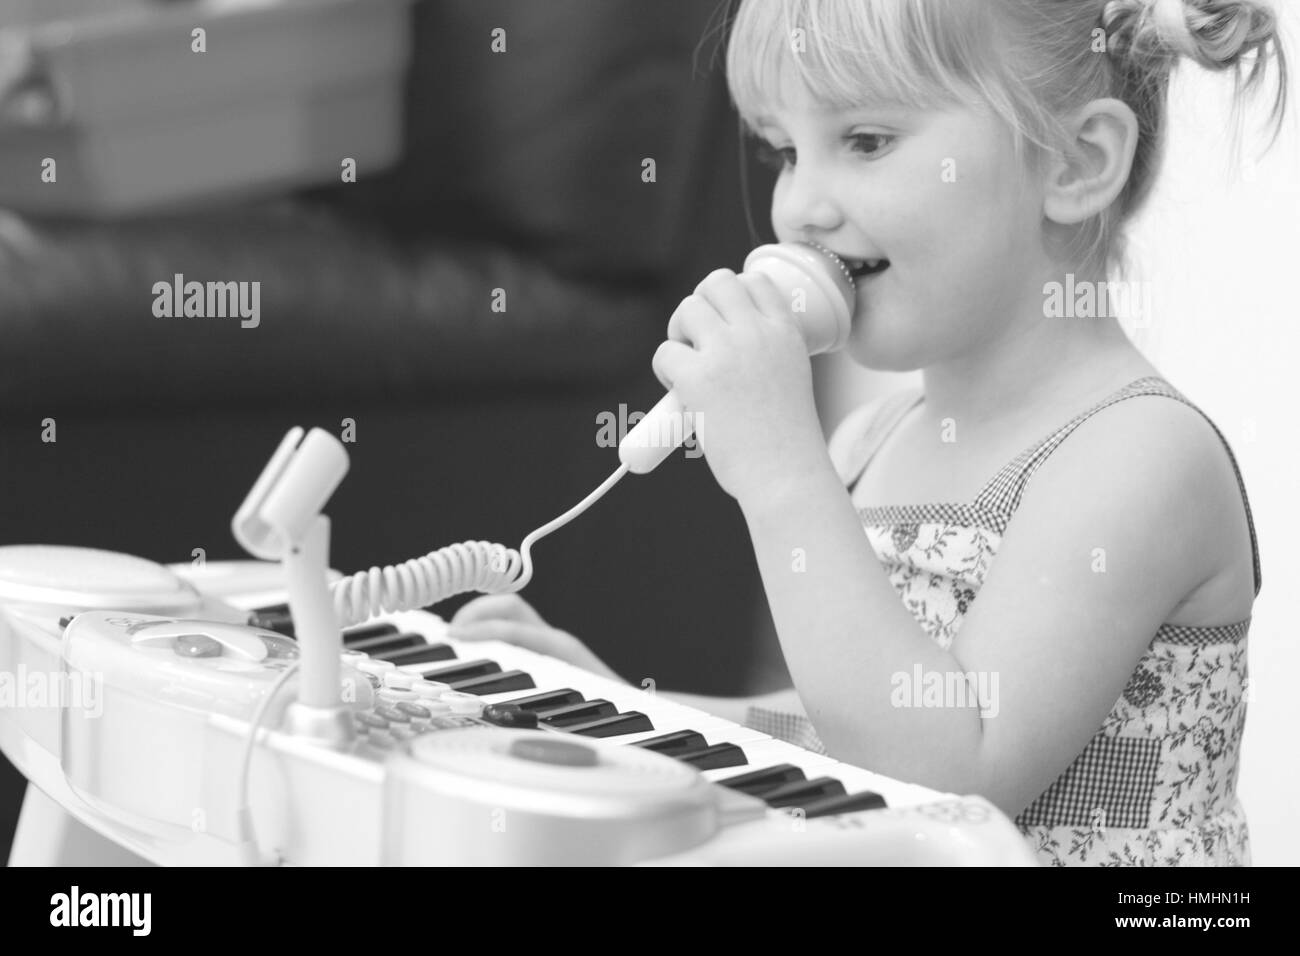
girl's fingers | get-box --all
[695,268,758,323]
[450,594,547,628]
[666,293,726,348]
[651,339,696,395]
[738,271,793,325]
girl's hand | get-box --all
[655,269,830,505]
[447,594,626,684]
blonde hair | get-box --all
[724,0,1289,276]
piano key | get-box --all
[760,777,847,809]
[481,704,541,729]
[379,643,458,666]
[564,711,654,738]
[717,763,807,796]
[416,658,502,682]
[341,622,401,646]
[377,627,777,743]
[802,790,888,819]
[360,614,949,811]
[829,767,941,810]
[252,608,295,636]
[633,730,708,755]
[538,699,618,727]
[611,722,765,747]
[447,669,536,696]
[699,739,838,782]
[676,742,747,771]
[346,631,427,655]
[499,688,584,713]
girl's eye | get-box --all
[752,133,896,171]
[849,133,894,157]
[753,141,795,171]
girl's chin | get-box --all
[845,317,919,372]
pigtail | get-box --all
[1103,0,1288,142]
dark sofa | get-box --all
[0,0,788,861]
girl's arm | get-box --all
[741,399,1226,816]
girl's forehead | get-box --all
[754,102,919,127]
[751,81,908,125]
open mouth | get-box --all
[847,258,890,280]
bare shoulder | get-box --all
[1024,391,1255,623]
[944,389,1256,810]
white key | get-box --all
[380,612,946,807]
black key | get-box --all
[251,606,295,637]
[718,763,806,797]
[341,623,401,647]
[676,742,747,771]
[565,712,654,738]
[448,670,535,695]
[416,660,501,686]
[481,704,540,729]
[345,632,425,655]
[537,699,617,727]
[633,730,708,756]
[760,777,847,809]
[378,643,458,666]
[503,688,584,713]
[803,790,888,819]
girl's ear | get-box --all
[1043,98,1140,225]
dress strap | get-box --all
[839,389,925,495]
[976,376,1262,597]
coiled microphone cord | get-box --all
[330,463,631,626]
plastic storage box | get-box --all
[0,0,414,216]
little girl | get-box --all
[450,0,1286,866]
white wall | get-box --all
[817,11,1300,865]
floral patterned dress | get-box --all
[745,377,1260,866]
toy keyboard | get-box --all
[0,548,1038,865]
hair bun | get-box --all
[1103,0,1281,72]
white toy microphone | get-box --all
[320,243,857,626]
[617,241,857,474]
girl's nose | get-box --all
[773,164,844,236]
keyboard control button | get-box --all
[355,712,389,730]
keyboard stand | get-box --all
[10,785,151,867]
